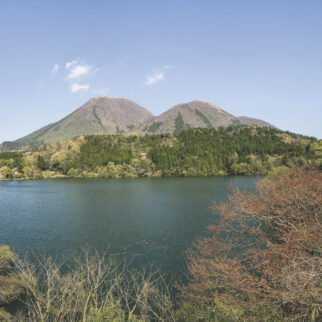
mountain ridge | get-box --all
[236,116,276,128]
[0,97,275,151]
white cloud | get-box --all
[65,59,97,94]
[146,71,165,85]
[67,64,93,80]
[93,88,109,96]
[70,83,90,93]
[65,59,79,69]
[51,64,59,75]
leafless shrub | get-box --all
[183,169,322,321]
[13,250,175,321]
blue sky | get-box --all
[1,0,321,142]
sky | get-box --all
[0,0,322,142]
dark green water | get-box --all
[0,176,257,274]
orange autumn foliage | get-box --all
[184,169,321,320]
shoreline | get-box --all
[0,171,266,182]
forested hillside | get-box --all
[0,126,321,180]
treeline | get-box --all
[148,126,318,175]
[0,126,321,180]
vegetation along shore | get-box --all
[0,126,321,181]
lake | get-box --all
[0,176,257,275]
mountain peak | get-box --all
[1,97,153,150]
[188,99,222,110]
[138,99,238,134]
[88,96,130,102]
[192,99,212,104]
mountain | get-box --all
[140,100,240,134]
[1,97,153,150]
[0,97,275,151]
[237,116,275,128]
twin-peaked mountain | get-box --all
[1,97,274,150]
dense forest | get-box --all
[0,126,321,180]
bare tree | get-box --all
[183,169,322,321]
[115,266,175,321]
[13,250,175,321]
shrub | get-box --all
[14,250,175,321]
[183,169,322,321]
[0,246,15,274]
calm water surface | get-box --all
[0,177,257,274]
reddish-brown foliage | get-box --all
[184,169,322,320]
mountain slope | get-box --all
[1,97,153,150]
[139,100,240,134]
[0,98,276,151]
[237,116,275,128]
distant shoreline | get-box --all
[1,127,321,181]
